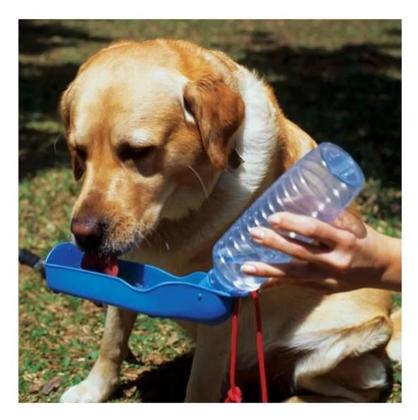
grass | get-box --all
[19,19,401,402]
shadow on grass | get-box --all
[19,61,81,179]
[113,348,394,402]
[19,20,110,179]
[114,351,296,402]
[238,35,401,187]
[19,21,401,190]
[114,353,193,402]
[19,20,109,55]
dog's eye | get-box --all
[118,145,155,161]
[74,145,87,161]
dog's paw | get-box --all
[60,374,117,403]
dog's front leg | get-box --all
[185,322,230,402]
[60,306,137,402]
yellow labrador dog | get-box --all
[59,39,400,402]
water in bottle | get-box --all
[208,142,365,295]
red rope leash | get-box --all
[225,298,242,402]
[251,290,268,402]
[225,290,268,403]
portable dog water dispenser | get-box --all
[44,242,235,324]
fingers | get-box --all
[249,225,332,265]
[332,210,367,239]
[240,261,343,294]
[241,260,328,281]
[267,212,346,246]
[240,261,300,288]
[240,211,365,294]
[241,260,308,278]
[250,223,357,272]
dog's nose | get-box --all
[71,216,104,250]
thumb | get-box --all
[332,210,366,238]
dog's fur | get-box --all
[59,39,400,402]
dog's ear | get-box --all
[184,77,244,170]
[60,82,83,180]
[59,82,75,133]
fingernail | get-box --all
[268,214,281,225]
[241,263,257,274]
[249,227,265,239]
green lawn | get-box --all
[19,19,401,402]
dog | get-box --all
[58,39,400,402]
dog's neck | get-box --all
[128,67,285,274]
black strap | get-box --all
[19,248,44,276]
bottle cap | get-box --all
[320,142,365,188]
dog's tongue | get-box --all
[81,252,119,277]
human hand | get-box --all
[241,211,401,293]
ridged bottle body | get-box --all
[209,142,365,295]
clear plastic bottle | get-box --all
[208,142,365,295]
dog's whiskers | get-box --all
[147,227,171,251]
[139,230,152,248]
[53,133,65,155]
[157,229,171,251]
[187,165,209,200]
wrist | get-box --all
[349,226,401,292]
[379,235,402,291]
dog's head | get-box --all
[61,41,244,256]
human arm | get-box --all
[241,211,401,293]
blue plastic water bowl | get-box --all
[44,242,236,324]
